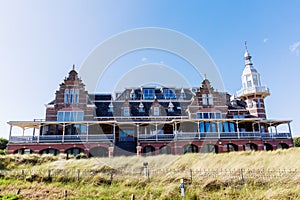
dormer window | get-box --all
[108,102,114,112]
[138,102,145,113]
[168,102,174,112]
[130,89,136,99]
[179,88,186,99]
[163,88,176,99]
[143,88,155,100]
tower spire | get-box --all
[72,64,75,70]
[244,41,252,66]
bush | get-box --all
[294,137,300,147]
[75,153,88,159]
[0,194,19,200]
[0,138,8,150]
[0,149,6,155]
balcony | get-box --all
[8,132,292,144]
[237,86,270,97]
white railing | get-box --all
[9,132,292,143]
[237,86,270,97]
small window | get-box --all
[246,75,252,88]
[257,100,261,108]
[124,107,130,117]
[202,94,207,105]
[70,89,74,104]
[75,89,79,104]
[215,113,221,119]
[208,94,213,105]
[253,75,259,86]
[153,107,159,116]
[203,113,209,119]
[64,89,69,104]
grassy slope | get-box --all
[1,148,300,199]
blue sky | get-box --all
[0,0,299,138]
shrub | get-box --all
[0,138,8,150]
[294,137,300,147]
[0,149,6,155]
[0,194,19,200]
[75,153,88,159]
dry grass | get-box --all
[1,148,300,199]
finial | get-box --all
[72,64,75,70]
[204,73,207,80]
[244,41,248,52]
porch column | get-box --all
[197,121,200,139]
[288,122,292,138]
[236,121,240,139]
[62,124,65,143]
[22,128,25,136]
[217,121,220,139]
[86,123,89,143]
[113,123,116,143]
[37,125,41,143]
[155,123,158,141]
[136,124,140,141]
[252,123,255,133]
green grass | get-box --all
[1,148,300,199]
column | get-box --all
[136,145,142,156]
[86,123,89,142]
[155,123,158,141]
[197,121,200,139]
[217,121,220,139]
[113,123,116,143]
[62,124,65,143]
[236,121,240,139]
[288,122,292,138]
[136,124,140,141]
[37,125,41,143]
[108,146,114,158]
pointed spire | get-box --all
[244,41,253,66]
[72,64,75,70]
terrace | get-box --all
[8,118,292,144]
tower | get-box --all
[237,43,270,119]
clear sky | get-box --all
[0,0,299,138]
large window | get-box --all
[57,111,84,122]
[163,88,176,99]
[143,88,155,99]
[208,94,213,105]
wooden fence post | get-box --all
[131,194,135,200]
[240,169,245,185]
[77,169,80,181]
[110,169,113,184]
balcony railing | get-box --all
[237,86,270,97]
[9,132,292,144]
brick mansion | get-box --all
[7,47,294,157]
